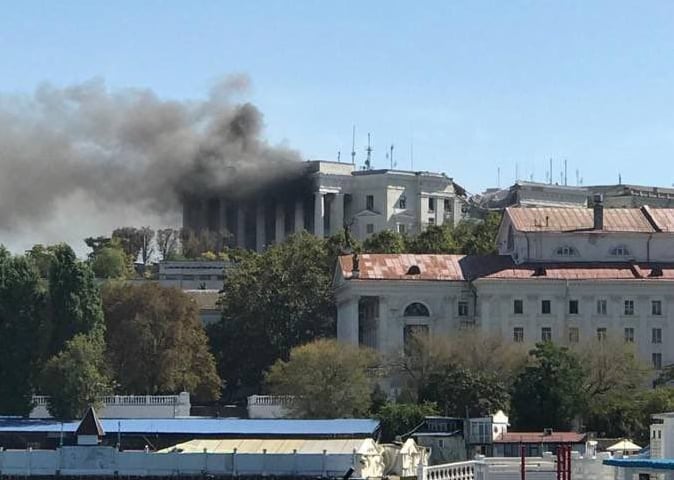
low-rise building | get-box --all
[493,431,587,457]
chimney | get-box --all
[593,194,604,230]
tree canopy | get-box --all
[377,402,439,442]
[266,339,378,418]
[102,282,221,400]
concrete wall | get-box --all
[30,393,191,419]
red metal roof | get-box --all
[495,432,586,444]
[506,207,657,233]
[338,254,674,282]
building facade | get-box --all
[183,160,467,251]
[335,202,674,379]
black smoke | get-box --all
[0,76,310,250]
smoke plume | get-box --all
[0,76,305,252]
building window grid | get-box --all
[624,300,635,316]
[514,299,524,315]
[366,195,374,211]
[569,300,579,315]
[513,327,524,343]
[652,300,663,316]
[653,353,663,370]
[541,300,551,315]
[624,327,635,343]
[428,197,435,212]
[398,195,407,209]
[541,327,552,342]
[596,299,608,316]
[568,327,580,344]
[597,328,607,342]
[653,328,662,344]
[458,301,469,317]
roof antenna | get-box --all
[549,158,553,185]
[564,158,568,186]
[390,144,395,169]
[619,173,622,185]
[351,125,356,166]
[497,167,501,187]
[337,150,341,163]
[364,132,372,170]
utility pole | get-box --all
[365,133,372,170]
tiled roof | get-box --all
[495,432,586,444]
[338,254,674,282]
[506,207,657,232]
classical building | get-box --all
[183,160,467,251]
[335,199,674,380]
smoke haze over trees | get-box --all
[0,76,302,253]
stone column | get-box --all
[255,202,266,252]
[435,197,445,226]
[294,200,304,232]
[337,298,359,345]
[314,193,325,238]
[236,206,246,248]
[330,193,345,236]
[377,296,388,353]
[275,203,285,244]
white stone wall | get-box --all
[30,393,191,419]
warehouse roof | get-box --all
[0,418,380,438]
[159,438,378,454]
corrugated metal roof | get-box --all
[159,438,376,454]
[647,208,674,232]
[338,254,674,282]
[506,207,657,232]
[0,418,380,437]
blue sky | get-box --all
[2,0,674,195]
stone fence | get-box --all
[30,393,191,419]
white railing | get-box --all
[247,395,295,407]
[420,460,486,480]
[30,393,191,419]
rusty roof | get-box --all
[506,207,658,232]
[647,207,674,232]
[495,432,586,444]
[338,254,674,282]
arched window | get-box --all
[406,265,421,275]
[555,246,578,257]
[610,245,631,257]
[404,302,430,317]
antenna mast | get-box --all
[549,158,553,185]
[351,125,356,166]
[365,133,372,170]
[390,144,395,169]
[564,158,568,186]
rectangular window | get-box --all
[513,327,524,343]
[458,301,469,317]
[597,328,607,342]
[444,199,452,212]
[399,196,407,209]
[541,300,551,315]
[652,300,663,316]
[653,328,662,344]
[653,353,663,370]
[568,327,579,344]
[541,327,552,342]
[428,197,435,212]
[624,300,635,316]
[428,218,435,225]
[366,223,374,234]
[397,223,406,234]
[569,300,579,315]
[596,299,608,315]
[366,195,374,211]
[624,327,635,343]
[514,299,524,315]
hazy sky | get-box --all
[1,1,674,251]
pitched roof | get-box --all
[506,207,657,232]
[75,406,105,437]
[495,432,586,444]
[337,254,674,282]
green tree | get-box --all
[511,342,587,430]
[91,246,129,279]
[266,339,378,418]
[377,402,439,442]
[102,283,221,400]
[41,332,112,419]
[362,230,407,253]
[84,236,112,259]
[209,232,335,396]
[25,244,59,278]
[112,227,145,262]
[0,249,48,415]
[420,366,510,417]
[47,244,105,355]
[408,225,457,253]
[157,228,180,260]
[453,212,502,255]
